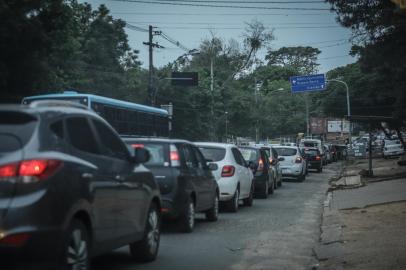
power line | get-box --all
[112,12,332,16]
[127,21,337,26]
[110,0,332,10]
[125,23,149,32]
[144,26,342,30]
[159,32,191,52]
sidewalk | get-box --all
[314,157,406,270]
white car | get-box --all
[196,142,254,212]
[383,139,404,158]
[273,146,307,181]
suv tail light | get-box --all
[0,233,30,247]
[315,156,321,161]
[257,158,264,172]
[0,159,62,181]
[295,156,302,163]
[221,165,235,177]
[170,144,180,167]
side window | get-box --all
[271,148,278,159]
[92,119,129,160]
[66,117,99,155]
[192,146,207,170]
[50,120,64,139]
[231,148,245,166]
[181,145,198,169]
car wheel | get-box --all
[277,178,282,187]
[205,193,219,221]
[130,203,160,262]
[227,188,239,212]
[269,179,274,194]
[179,197,195,233]
[317,167,322,173]
[243,184,254,207]
[61,219,90,270]
[258,181,269,199]
[299,173,306,182]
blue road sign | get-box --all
[290,74,326,93]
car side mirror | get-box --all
[208,163,218,171]
[278,157,285,162]
[132,147,150,164]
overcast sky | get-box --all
[83,0,357,73]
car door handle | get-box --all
[81,173,94,179]
[115,175,125,182]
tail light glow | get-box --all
[315,156,321,161]
[221,165,235,177]
[295,156,302,163]
[0,233,30,246]
[131,144,145,148]
[0,159,62,180]
[257,158,264,172]
[170,144,181,167]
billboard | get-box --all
[310,117,327,134]
[327,119,350,133]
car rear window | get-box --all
[385,140,400,145]
[198,147,226,162]
[239,148,258,161]
[304,149,319,156]
[302,142,318,147]
[137,143,168,166]
[275,148,297,156]
[0,111,37,152]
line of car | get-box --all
[0,102,337,269]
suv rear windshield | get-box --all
[0,111,37,152]
[275,148,297,156]
[239,148,259,161]
[139,142,168,166]
[302,141,319,147]
[198,147,226,162]
[304,149,319,156]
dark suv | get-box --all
[123,138,219,233]
[303,147,323,172]
[238,146,274,198]
[0,102,161,269]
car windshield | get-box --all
[302,142,318,147]
[198,146,226,162]
[385,140,400,145]
[239,148,258,161]
[275,148,297,156]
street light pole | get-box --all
[327,78,352,145]
[225,111,228,142]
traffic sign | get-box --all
[290,74,326,93]
[171,72,198,86]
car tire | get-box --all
[227,189,239,212]
[277,178,282,187]
[299,173,306,182]
[269,179,274,194]
[179,197,195,233]
[61,219,90,270]
[317,167,322,173]
[243,184,254,207]
[129,203,160,262]
[258,181,269,199]
[205,193,219,221]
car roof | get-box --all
[122,137,191,144]
[0,103,102,120]
[195,142,235,149]
[273,145,298,149]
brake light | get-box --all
[315,156,321,161]
[170,144,180,167]
[257,159,264,171]
[221,165,235,177]
[295,156,302,163]
[0,163,19,177]
[131,144,144,148]
[0,233,30,247]
[0,159,62,180]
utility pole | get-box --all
[143,25,163,106]
[210,57,215,141]
[254,77,259,143]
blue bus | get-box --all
[22,91,170,137]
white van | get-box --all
[299,139,325,164]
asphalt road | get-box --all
[92,162,342,270]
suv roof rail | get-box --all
[28,100,89,110]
